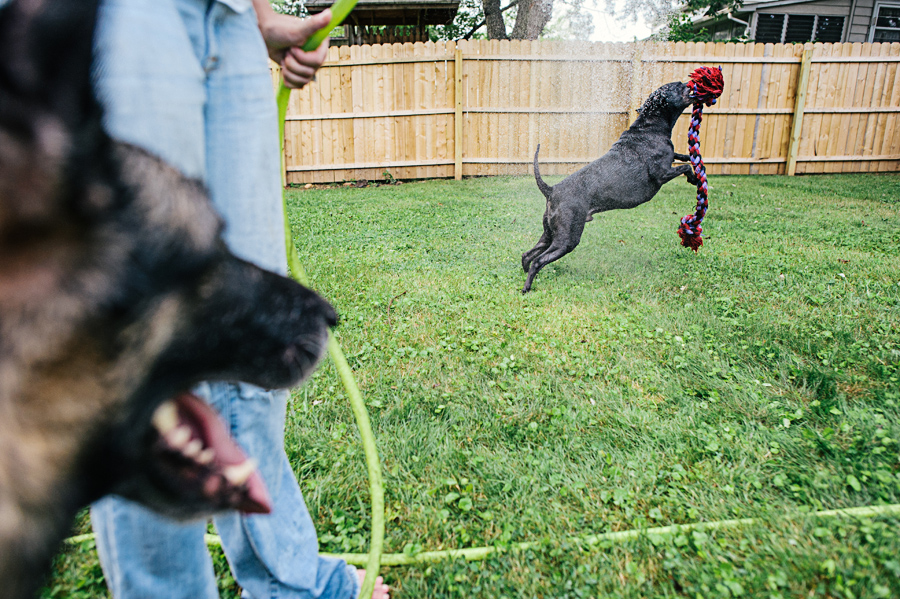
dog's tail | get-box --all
[533,144,553,200]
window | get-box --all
[755,13,785,42]
[784,15,815,42]
[871,3,900,42]
[755,13,845,43]
[816,16,845,42]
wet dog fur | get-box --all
[0,1,338,596]
[521,81,699,293]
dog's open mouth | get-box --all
[149,393,271,514]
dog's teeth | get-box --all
[182,439,203,458]
[167,425,191,449]
[223,459,258,486]
[196,448,215,465]
[151,401,179,434]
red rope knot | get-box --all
[687,66,724,106]
[678,66,724,252]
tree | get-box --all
[658,12,711,41]
[429,0,490,40]
[433,0,597,41]
[542,0,595,41]
[508,0,554,39]
[681,0,743,18]
[607,0,743,37]
[273,0,589,43]
[273,0,308,17]
[443,0,554,40]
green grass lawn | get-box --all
[46,173,900,598]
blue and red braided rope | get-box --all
[677,66,723,251]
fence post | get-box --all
[454,47,463,180]
[628,44,643,124]
[786,47,812,176]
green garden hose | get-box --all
[300,0,359,53]
[67,503,900,567]
[319,503,900,566]
[280,206,385,595]
[277,6,384,596]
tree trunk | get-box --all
[482,0,509,39]
[510,0,553,40]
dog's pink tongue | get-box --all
[174,393,272,514]
[235,470,271,514]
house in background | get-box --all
[304,0,460,45]
[689,0,900,43]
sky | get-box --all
[581,0,655,42]
[592,12,653,41]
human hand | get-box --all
[258,9,331,89]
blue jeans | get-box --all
[90,1,358,598]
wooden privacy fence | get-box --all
[276,40,900,184]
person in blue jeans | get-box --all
[90,1,389,598]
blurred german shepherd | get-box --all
[0,1,338,597]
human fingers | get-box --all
[281,41,328,88]
[285,39,329,71]
[291,9,331,47]
[282,48,326,88]
[281,64,316,89]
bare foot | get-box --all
[356,569,389,599]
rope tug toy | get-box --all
[677,66,724,251]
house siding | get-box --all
[755,1,850,16]
[849,0,875,41]
[692,0,890,42]
[731,0,889,41]
[707,19,749,39]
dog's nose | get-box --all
[324,303,338,328]
[305,292,338,328]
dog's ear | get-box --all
[0,0,111,213]
[0,0,115,293]
[0,0,101,129]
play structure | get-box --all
[677,66,724,251]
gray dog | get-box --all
[521,81,699,293]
